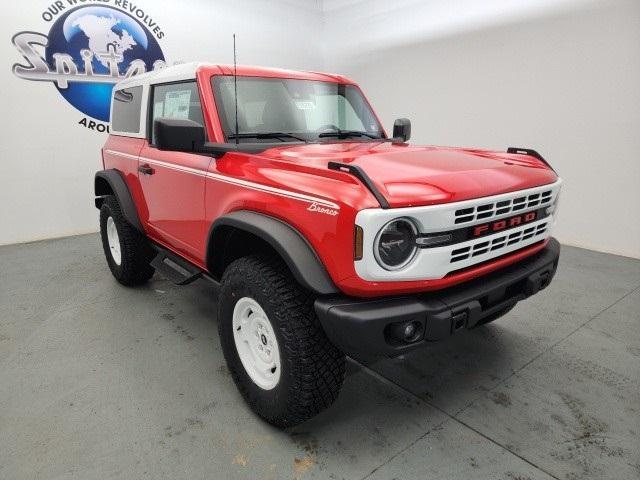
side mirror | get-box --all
[154,118,205,152]
[392,118,411,142]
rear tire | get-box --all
[99,195,155,286]
[218,254,346,428]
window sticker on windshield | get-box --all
[153,101,164,119]
[294,100,315,110]
[164,90,192,119]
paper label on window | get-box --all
[164,90,192,119]
[294,100,315,110]
[153,101,164,119]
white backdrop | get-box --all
[323,0,640,258]
[2,0,639,259]
[0,0,324,246]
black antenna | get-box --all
[233,34,239,145]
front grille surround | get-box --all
[354,179,562,282]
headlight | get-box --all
[374,218,418,270]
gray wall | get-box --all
[1,0,325,245]
[325,0,640,258]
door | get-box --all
[138,81,212,263]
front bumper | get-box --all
[315,238,560,358]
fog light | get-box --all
[403,322,417,338]
[389,320,423,343]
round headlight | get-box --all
[374,218,418,270]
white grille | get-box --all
[454,190,552,224]
[451,222,548,263]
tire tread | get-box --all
[219,254,346,427]
[100,195,154,286]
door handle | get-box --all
[138,164,154,175]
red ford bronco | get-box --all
[95,63,561,427]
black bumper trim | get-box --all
[315,238,560,358]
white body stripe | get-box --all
[203,171,340,209]
[105,149,138,160]
[141,157,208,177]
[103,149,340,209]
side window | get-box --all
[150,81,204,145]
[112,86,143,134]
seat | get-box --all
[260,97,304,132]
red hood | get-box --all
[262,142,558,208]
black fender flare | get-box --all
[208,211,338,295]
[94,169,144,232]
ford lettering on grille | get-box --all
[472,211,537,237]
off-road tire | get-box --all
[99,195,155,286]
[218,254,346,428]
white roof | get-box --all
[116,62,207,89]
[115,61,352,91]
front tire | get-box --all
[218,255,346,428]
[99,195,154,286]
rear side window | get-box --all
[112,86,143,134]
[150,81,204,144]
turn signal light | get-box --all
[354,225,364,260]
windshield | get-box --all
[212,76,384,142]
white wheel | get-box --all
[99,196,154,286]
[106,216,122,266]
[219,255,346,427]
[232,297,281,390]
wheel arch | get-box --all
[94,169,144,232]
[206,211,338,295]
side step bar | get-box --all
[151,247,203,285]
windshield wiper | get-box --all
[227,132,307,142]
[318,129,381,140]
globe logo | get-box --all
[12,5,165,123]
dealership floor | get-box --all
[1,234,639,480]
